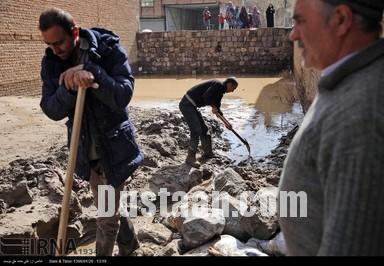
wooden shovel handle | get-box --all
[56,88,86,256]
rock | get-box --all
[0,180,33,207]
[163,186,212,233]
[144,123,163,135]
[177,132,189,149]
[0,198,60,255]
[201,167,213,180]
[163,211,184,233]
[149,164,201,194]
[246,232,287,256]
[212,193,250,241]
[142,154,159,168]
[129,238,180,257]
[130,242,161,256]
[37,170,83,219]
[240,216,279,239]
[167,114,183,126]
[213,168,248,197]
[6,207,16,213]
[181,207,225,250]
[77,188,93,207]
[240,187,279,240]
[182,238,220,256]
[149,140,172,157]
[154,239,181,256]
[0,199,7,213]
[181,168,203,189]
[34,211,59,240]
[137,223,173,245]
[210,235,267,256]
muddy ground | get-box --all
[0,96,297,256]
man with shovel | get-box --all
[179,77,238,167]
[39,8,143,256]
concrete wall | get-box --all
[0,0,139,97]
[136,28,292,75]
[141,18,166,32]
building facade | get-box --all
[0,0,139,96]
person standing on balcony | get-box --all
[252,5,261,28]
[218,12,225,30]
[202,7,212,30]
[266,3,275,27]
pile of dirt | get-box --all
[0,106,297,256]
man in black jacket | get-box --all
[179,77,238,166]
[39,8,142,256]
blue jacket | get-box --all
[40,28,143,187]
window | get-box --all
[141,0,154,7]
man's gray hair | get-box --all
[319,0,383,33]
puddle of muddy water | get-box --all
[132,75,304,163]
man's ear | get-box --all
[332,5,353,37]
[72,26,80,40]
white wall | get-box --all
[140,18,166,32]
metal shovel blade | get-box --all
[231,129,251,156]
[216,113,251,156]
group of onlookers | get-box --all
[203,1,276,30]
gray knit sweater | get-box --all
[278,39,384,256]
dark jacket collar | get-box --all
[319,38,384,92]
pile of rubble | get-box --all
[0,107,296,256]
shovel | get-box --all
[216,112,251,156]
[56,87,86,256]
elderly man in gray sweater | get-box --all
[278,0,384,256]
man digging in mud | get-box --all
[179,77,238,167]
[38,8,143,256]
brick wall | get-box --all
[136,28,292,75]
[0,0,139,97]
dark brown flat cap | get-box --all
[323,0,384,21]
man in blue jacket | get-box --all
[179,78,238,167]
[38,8,143,256]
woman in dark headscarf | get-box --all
[266,3,275,27]
[239,6,250,28]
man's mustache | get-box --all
[298,40,304,49]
